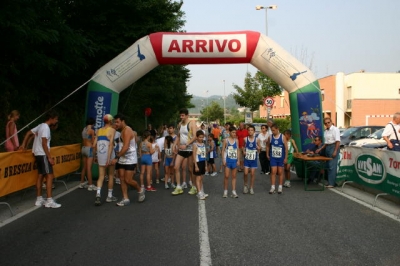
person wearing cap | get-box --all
[93,114,117,206]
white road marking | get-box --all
[198,200,212,266]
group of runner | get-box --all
[78,109,302,207]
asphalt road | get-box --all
[1,165,400,266]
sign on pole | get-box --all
[264,97,274,107]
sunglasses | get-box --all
[324,121,331,125]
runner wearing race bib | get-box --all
[192,130,208,200]
[266,124,288,195]
[222,126,240,198]
[243,125,260,195]
[283,130,299,188]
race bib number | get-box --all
[272,146,282,158]
[165,148,172,156]
[227,148,237,159]
[245,150,256,160]
[198,147,206,158]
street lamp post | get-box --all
[223,80,226,124]
[206,90,209,125]
[255,5,278,36]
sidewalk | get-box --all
[0,173,82,226]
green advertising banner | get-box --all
[337,147,400,197]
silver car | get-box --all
[348,128,386,148]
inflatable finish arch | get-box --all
[85,31,323,151]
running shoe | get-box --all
[205,172,210,176]
[265,172,270,175]
[146,186,157,192]
[138,189,145,203]
[189,181,193,187]
[79,182,88,189]
[243,185,249,194]
[116,199,130,207]
[171,187,184,195]
[269,187,276,194]
[188,186,197,195]
[249,188,254,195]
[35,197,45,206]
[197,193,206,200]
[283,180,291,188]
[87,184,97,191]
[44,200,61,208]
[95,196,101,206]
[156,179,160,184]
[106,196,117,202]
[203,193,209,198]
[171,183,176,189]
[278,186,283,194]
[165,184,170,189]
[231,192,239,198]
[223,191,228,198]
[210,172,217,176]
[219,169,223,173]
[181,182,188,189]
[161,178,165,182]
[115,178,121,185]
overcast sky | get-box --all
[180,0,400,97]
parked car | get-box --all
[340,126,384,146]
[348,128,387,148]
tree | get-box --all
[232,71,281,112]
[0,0,190,148]
[199,101,224,123]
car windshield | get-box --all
[341,127,358,137]
[368,128,384,139]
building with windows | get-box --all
[260,72,400,128]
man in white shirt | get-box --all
[26,110,61,208]
[317,117,340,188]
[382,112,400,151]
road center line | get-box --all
[198,200,212,266]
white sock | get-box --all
[224,190,228,194]
[37,196,43,200]
[108,189,113,197]
[47,197,53,202]
[278,185,282,189]
[96,188,101,196]
[271,185,275,189]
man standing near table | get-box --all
[316,118,340,188]
[382,112,400,151]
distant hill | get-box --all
[189,94,241,114]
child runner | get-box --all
[219,122,231,173]
[150,136,161,184]
[242,125,260,195]
[206,133,217,176]
[163,135,175,189]
[192,130,207,200]
[222,126,239,198]
[283,129,299,188]
[139,131,156,192]
[266,124,288,194]
[167,124,177,188]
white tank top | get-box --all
[179,122,192,151]
[118,128,137,164]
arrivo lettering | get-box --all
[168,39,242,53]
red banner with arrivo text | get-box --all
[0,144,81,197]
[149,31,260,65]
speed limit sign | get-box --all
[263,97,274,107]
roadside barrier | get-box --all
[0,144,81,215]
[337,146,400,209]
